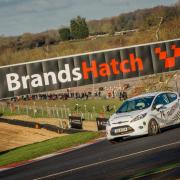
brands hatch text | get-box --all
[106,91,180,142]
[6,54,143,91]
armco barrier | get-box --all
[0,117,39,129]
[0,118,87,134]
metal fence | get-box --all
[0,101,113,121]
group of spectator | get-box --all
[10,86,128,102]
[11,92,91,101]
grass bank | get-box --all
[0,131,102,167]
[18,98,122,113]
[0,99,122,119]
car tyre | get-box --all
[148,119,159,136]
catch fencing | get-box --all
[0,100,114,121]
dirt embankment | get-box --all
[0,115,98,152]
[0,122,66,152]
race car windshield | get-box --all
[116,96,155,113]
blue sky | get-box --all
[0,0,178,36]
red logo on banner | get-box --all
[155,45,180,68]
[82,54,144,79]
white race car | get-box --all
[106,91,180,143]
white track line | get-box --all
[34,141,180,180]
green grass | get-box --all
[0,98,122,119]
[0,131,102,166]
[19,98,122,113]
[0,27,163,66]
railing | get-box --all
[0,102,113,120]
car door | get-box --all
[166,92,180,125]
[151,93,171,128]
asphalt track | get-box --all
[0,126,180,180]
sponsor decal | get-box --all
[167,102,179,117]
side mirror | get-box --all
[156,104,164,111]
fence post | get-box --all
[52,107,55,118]
[26,105,28,115]
[46,102,48,117]
[81,113,84,120]
[76,104,79,114]
[55,105,57,118]
[84,104,87,113]
[41,106,43,117]
[57,108,63,130]
[10,104,12,114]
[60,108,63,118]
[17,105,20,114]
[33,102,36,116]
[93,106,96,120]
[55,105,59,118]
[64,105,67,118]
[90,113,93,120]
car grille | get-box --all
[112,121,128,124]
[110,125,134,136]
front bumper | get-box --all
[110,125,134,136]
[106,121,148,140]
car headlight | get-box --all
[131,113,147,123]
